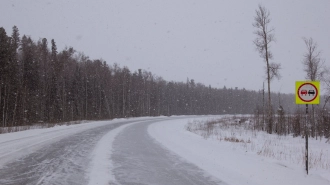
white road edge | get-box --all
[88,120,143,185]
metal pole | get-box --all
[305,104,308,175]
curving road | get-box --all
[111,119,224,185]
[0,117,224,185]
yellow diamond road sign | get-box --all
[295,81,320,104]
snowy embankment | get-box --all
[148,116,330,185]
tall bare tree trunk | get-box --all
[128,75,131,117]
[262,82,265,130]
[253,4,281,134]
[266,59,272,134]
[0,84,2,127]
[12,90,19,127]
[2,85,6,127]
[122,77,126,117]
[85,77,88,120]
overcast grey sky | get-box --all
[1,0,329,94]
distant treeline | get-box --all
[0,26,298,127]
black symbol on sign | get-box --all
[308,90,315,96]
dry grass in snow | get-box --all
[185,116,330,171]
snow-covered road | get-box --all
[0,120,137,185]
[4,115,325,185]
[0,116,222,185]
[0,117,170,185]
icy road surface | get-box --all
[0,116,223,185]
[111,118,224,185]
[0,119,140,185]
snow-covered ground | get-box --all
[1,115,329,185]
[148,116,330,185]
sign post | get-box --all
[305,104,308,174]
[295,81,320,175]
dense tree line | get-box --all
[0,26,300,127]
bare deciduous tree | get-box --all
[302,37,325,138]
[302,37,325,81]
[253,4,281,134]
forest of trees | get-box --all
[0,26,300,128]
[1,25,329,139]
